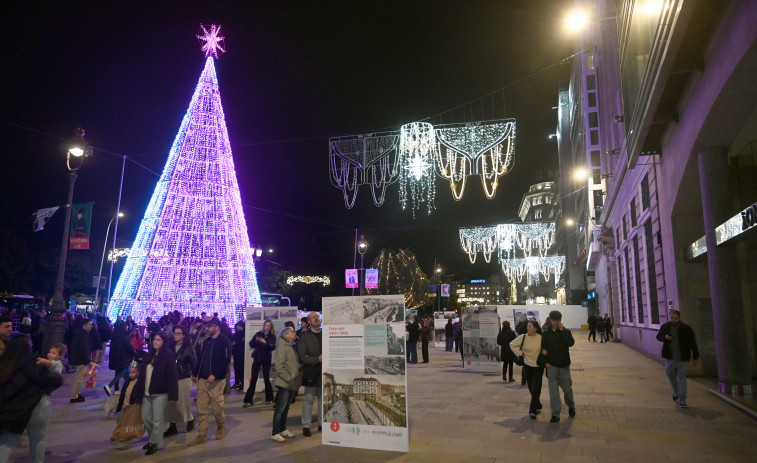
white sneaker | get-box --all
[270,434,286,442]
[280,429,295,438]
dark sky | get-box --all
[0,1,571,287]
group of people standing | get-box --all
[240,312,324,442]
[587,313,613,343]
[405,316,433,364]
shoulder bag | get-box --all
[513,335,526,366]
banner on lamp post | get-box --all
[427,284,437,298]
[441,284,450,297]
[345,269,358,288]
[365,269,378,289]
[69,202,93,249]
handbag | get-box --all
[110,404,145,442]
[512,335,526,366]
[288,373,303,392]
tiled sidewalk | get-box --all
[6,330,756,462]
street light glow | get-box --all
[565,10,588,31]
[573,168,588,181]
[566,218,575,226]
[68,147,85,157]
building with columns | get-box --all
[562,0,757,394]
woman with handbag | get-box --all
[242,319,276,407]
[164,326,197,436]
[140,332,178,455]
[270,327,301,442]
[510,320,544,419]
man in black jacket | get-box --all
[656,310,698,408]
[68,319,94,403]
[299,311,322,437]
[497,320,516,382]
[541,310,576,423]
[444,319,454,352]
[189,318,232,446]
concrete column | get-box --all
[698,146,751,395]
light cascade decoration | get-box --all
[108,26,262,323]
[459,222,555,263]
[397,122,437,217]
[328,119,516,216]
[435,119,515,200]
[286,275,331,286]
[329,132,399,208]
[500,256,566,287]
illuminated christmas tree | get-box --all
[365,248,428,310]
[108,25,262,322]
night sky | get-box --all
[1,1,572,291]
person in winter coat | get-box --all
[0,333,63,463]
[497,320,517,382]
[231,321,245,391]
[68,318,95,403]
[164,325,197,436]
[270,327,300,442]
[420,319,433,363]
[596,316,607,343]
[104,323,136,396]
[298,312,322,437]
[510,320,543,419]
[406,316,420,364]
[444,319,454,352]
[242,319,276,407]
[140,332,179,455]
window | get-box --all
[630,198,637,226]
[591,150,601,167]
[590,130,599,145]
[644,220,659,324]
[534,209,542,219]
[633,236,644,324]
[588,92,597,107]
[624,248,633,323]
[593,170,601,185]
[588,112,599,128]
[586,54,595,70]
[641,173,650,210]
[616,257,625,323]
[623,215,628,240]
[586,74,596,90]
[594,190,604,209]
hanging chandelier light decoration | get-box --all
[459,226,498,263]
[329,131,400,209]
[435,119,516,200]
[396,122,437,217]
[500,256,566,287]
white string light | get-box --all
[397,122,437,217]
[286,275,331,286]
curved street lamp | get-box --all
[43,128,93,354]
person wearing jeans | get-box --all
[140,332,178,455]
[541,311,576,423]
[299,312,323,436]
[656,310,699,408]
[271,327,300,442]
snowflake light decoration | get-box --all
[397,122,437,217]
[198,24,225,58]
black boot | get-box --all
[145,443,159,455]
[164,423,178,437]
[186,419,195,432]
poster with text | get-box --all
[345,269,358,288]
[365,268,379,289]
[461,305,501,372]
[322,294,408,453]
[243,306,298,393]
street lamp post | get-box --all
[435,265,442,312]
[95,212,124,314]
[357,235,368,296]
[43,128,92,355]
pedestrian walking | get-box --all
[420,319,432,363]
[541,310,576,423]
[587,314,597,342]
[164,326,197,436]
[188,318,232,446]
[140,332,178,455]
[231,321,245,391]
[68,318,94,403]
[444,319,454,352]
[299,312,322,437]
[497,320,516,382]
[510,321,543,419]
[596,316,607,343]
[656,310,699,408]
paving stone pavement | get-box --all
[6,330,757,462]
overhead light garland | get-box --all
[500,256,566,287]
[286,275,331,286]
[459,222,555,263]
[459,226,497,263]
[328,119,517,216]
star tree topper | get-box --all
[198,24,225,58]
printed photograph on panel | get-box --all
[462,335,500,362]
[365,356,405,375]
[279,308,298,319]
[323,296,363,325]
[363,295,404,324]
[323,371,406,428]
[513,308,528,328]
[386,323,405,355]
[462,312,478,330]
[264,308,279,320]
[247,310,263,321]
